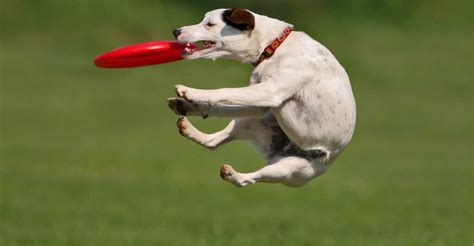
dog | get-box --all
[167,8,356,187]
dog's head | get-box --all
[173,8,258,62]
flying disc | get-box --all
[94,41,196,68]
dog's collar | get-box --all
[252,27,293,67]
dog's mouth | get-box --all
[181,40,217,57]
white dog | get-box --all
[167,8,356,187]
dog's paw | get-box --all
[168,98,209,118]
[167,98,189,116]
[220,164,233,180]
[175,84,208,104]
[176,116,190,136]
[175,84,192,101]
[220,164,250,187]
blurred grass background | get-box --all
[0,0,472,245]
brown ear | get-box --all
[223,8,255,31]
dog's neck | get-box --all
[252,27,293,66]
[222,13,293,65]
[249,15,294,65]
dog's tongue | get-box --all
[94,41,197,68]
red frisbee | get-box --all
[94,40,196,68]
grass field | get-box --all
[1,1,473,245]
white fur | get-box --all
[167,9,356,188]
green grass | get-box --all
[1,1,473,245]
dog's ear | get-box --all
[223,8,255,31]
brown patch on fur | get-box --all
[223,8,255,31]
[291,95,305,108]
[290,95,305,118]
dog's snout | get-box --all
[173,28,182,39]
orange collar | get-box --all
[252,27,293,67]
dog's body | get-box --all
[167,8,356,187]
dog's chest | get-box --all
[249,71,263,85]
[249,64,276,85]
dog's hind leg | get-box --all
[176,117,267,150]
[176,117,235,149]
[220,156,328,188]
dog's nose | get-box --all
[173,29,182,38]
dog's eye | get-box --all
[206,22,216,27]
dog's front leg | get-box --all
[175,82,296,108]
[167,97,269,118]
